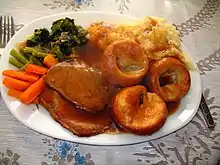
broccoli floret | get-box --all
[50,17,88,56]
[26,28,50,47]
[50,32,74,56]
[26,17,88,60]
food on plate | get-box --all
[26,17,88,58]
[45,59,117,112]
[43,54,59,68]
[8,17,88,70]
[101,40,149,87]
[3,65,46,104]
[146,57,190,102]
[29,56,43,66]
[3,77,31,91]
[88,17,193,69]
[7,88,23,99]
[111,85,168,135]
[10,49,29,65]
[9,56,24,68]
[40,87,112,136]
[2,70,39,83]
[25,64,48,75]
[19,77,45,104]
[2,16,193,137]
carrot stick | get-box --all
[19,77,45,104]
[3,70,39,83]
[3,77,31,91]
[43,54,59,68]
[8,88,39,104]
[25,64,48,75]
[7,88,22,98]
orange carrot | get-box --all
[25,64,48,75]
[3,77,31,91]
[19,77,45,104]
[3,70,39,83]
[7,88,22,98]
[43,54,59,68]
[8,88,39,104]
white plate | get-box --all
[0,11,202,146]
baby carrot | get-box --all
[19,77,45,104]
[7,88,22,99]
[43,54,59,68]
[3,77,31,91]
[3,70,39,83]
[25,64,48,75]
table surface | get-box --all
[0,0,220,165]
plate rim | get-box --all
[0,11,202,146]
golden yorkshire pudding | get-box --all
[146,57,190,102]
[101,40,149,87]
[111,85,168,135]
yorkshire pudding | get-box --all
[146,57,190,102]
[101,40,149,87]
[111,85,168,135]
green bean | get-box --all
[29,56,42,66]
[32,50,48,58]
[9,57,24,68]
[19,47,34,54]
[10,49,29,64]
[22,53,31,59]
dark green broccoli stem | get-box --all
[9,57,24,68]
[29,56,43,66]
[32,50,48,58]
[10,49,29,64]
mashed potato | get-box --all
[88,17,193,69]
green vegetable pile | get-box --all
[9,17,88,68]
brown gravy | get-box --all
[166,101,180,115]
[76,41,103,69]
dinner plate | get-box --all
[0,11,202,146]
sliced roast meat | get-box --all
[39,87,112,137]
[44,59,117,112]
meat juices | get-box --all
[44,59,117,112]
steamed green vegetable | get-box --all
[29,56,43,66]
[32,50,48,58]
[10,49,29,64]
[9,57,24,68]
[9,17,88,68]
[25,17,88,60]
[26,28,50,47]
[20,47,35,54]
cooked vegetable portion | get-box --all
[2,70,39,83]
[10,49,29,64]
[43,54,59,68]
[7,88,23,99]
[19,77,45,104]
[26,28,50,47]
[3,77,31,91]
[9,57,24,68]
[25,64,48,75]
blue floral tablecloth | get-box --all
[0,0,220,164]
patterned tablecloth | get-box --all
[0,0,220,164]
